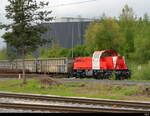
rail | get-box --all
[0,103,148,113]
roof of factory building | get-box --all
[51,17,97,23]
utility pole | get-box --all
[78,15,82,45]
[71,22,74,58]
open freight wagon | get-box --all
[0,58,73,75]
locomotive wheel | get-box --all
[79,73,86,78]
[94,72,103,79]
[68,72,74,78]
[115,70,131,80]
[105,71,112,80]
[115,75,120,80]
[115,72,124,80]
[93,74,98,79]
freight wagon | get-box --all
[0,58,73,74]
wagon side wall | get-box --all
[40,58,73,74]
[0,58,74,74]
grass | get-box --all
[128,61,150,81]
[0,78,150,101]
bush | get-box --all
[68,45,89,58]
[58,48,69,57]
[131,61,150,80]
[0,48,7,60]
[38,44,70,58]
[40,44,89,58]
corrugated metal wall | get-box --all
[42,21,91,49]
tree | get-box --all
[84,18,124,55]
[119,4,135,21]
[143,13,149,23]
[119,4,136,58]
[6,44,18,61]
[133,13,150,63]
[0,0,53,84]
[134,36,150,63]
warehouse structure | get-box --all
[42,17,95,49]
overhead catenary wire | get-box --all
[45,0,98,8]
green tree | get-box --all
[143,13,149,23]
[85,18,124,55]
[6,45,18,61]
[134,36,150,63]
[0,0,53,84]
[119,4,136,58]
[133,13,150,63]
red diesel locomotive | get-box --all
[71,50,131,80]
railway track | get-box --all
[0,102,148,113]
[0,91,150,113]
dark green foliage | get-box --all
[0,48,7,60]
[59,48,70,57]
[119,4,136,58]
[130,62,150,80]
[68,45,89,58]
[85,18,125,55]
[39,44,69,58]
[0,0,53,57]
[38,44,88,58]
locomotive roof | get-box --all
[94,50,118,56]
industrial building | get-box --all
[42,17,95,49]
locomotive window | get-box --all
[101,53,113,57]
[94,54,100,58]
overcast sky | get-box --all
[0,0,150,49]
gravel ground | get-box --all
[61,78,150,86]
[0,97,108,108]
[0,108,54,113]
[0,78,19,80]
